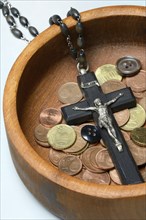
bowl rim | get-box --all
[3,5,146,199]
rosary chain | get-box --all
[0,0,39,43]
[49,7,88,70]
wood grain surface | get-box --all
[3,6,146,220]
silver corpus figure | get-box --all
[73,93,124,152]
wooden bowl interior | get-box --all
[17,13,146,177]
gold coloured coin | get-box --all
[130,127,146,147]
[58,82,83,104]
[121,104,146,131]
[95,64,122,85]
[47,124,76,150]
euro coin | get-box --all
[95,64,122,85]
[58,82,83,104]
[121,104,146,131]
[130,127,146,147]
[47,124,76,150]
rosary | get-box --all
[1,1,146,185]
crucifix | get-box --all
[61,70,144,185]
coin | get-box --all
[121,131,130,142]
[48,148,66,166]
[80,169,110,185]
[35,138,50,148]
[90,144,105,171]
[47,124,76,150]
[95,64,122,85]
[63,126,87,153]
[138,97,146,111]
[109,169,122,185]
[39,108,62,128]
[133,91,144,99]
[72,143,89,155]
[101,79,126,94]
[139,166,146,182]
[95,149,114,170]
[58,155,82,175]
[121,104,146,131]
[34,124,50,142]
[58,82,83,104]
[114,109,130,127]
[127,140,146,166]
[130,127,146,147]
[100,139,107,148]
[126,70,146,92]
[81,146,105,173]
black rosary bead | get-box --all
[11,28,23,39]
[6,15,16,26]
[49,16,54,25]
[19,16,29,27]
[60,23,70,37]
[70,48,78,59]
[70,7,80,20]
[77,49,87,68]
[52,15,62,25]
[2,6,9,16]
[77,35,84,48]
[76,22,83,34]
[28,26,39,37]
[10,7,20,18]
[0,1,4,9]
[67,11,71,17]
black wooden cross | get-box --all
[61,71,144,185]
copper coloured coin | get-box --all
[39,108,62,128]
[49,148,66,166]
[121,131,130,142]
[127,140,146,166]
[109,169,122,185]
[81,146,105,173]
[139,166,146,182]
[63,126,87,153]
[95,149,114,170]
[114,109,130,127]
[35,138,50,148]
[138,97,146,111]
[58,82,83,104]
[90,144,105,172]
[58,155,82,176]
[126,70,146,92]
[34,124,50,142]
[80,169,110,185]
[101,79,126,94]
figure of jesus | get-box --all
[73,93,124,152]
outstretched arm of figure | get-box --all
[106,93,123,106]
[72,106,96,111]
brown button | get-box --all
[116,56,142,76]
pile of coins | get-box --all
[34,63,146,185]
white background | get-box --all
[1,1,145,219]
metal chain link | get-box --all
[0,0,39,43]
[49,8,89,71]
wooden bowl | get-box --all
[3,6,146,220]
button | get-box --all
[116,56,142,76]
[81,125,101,144]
